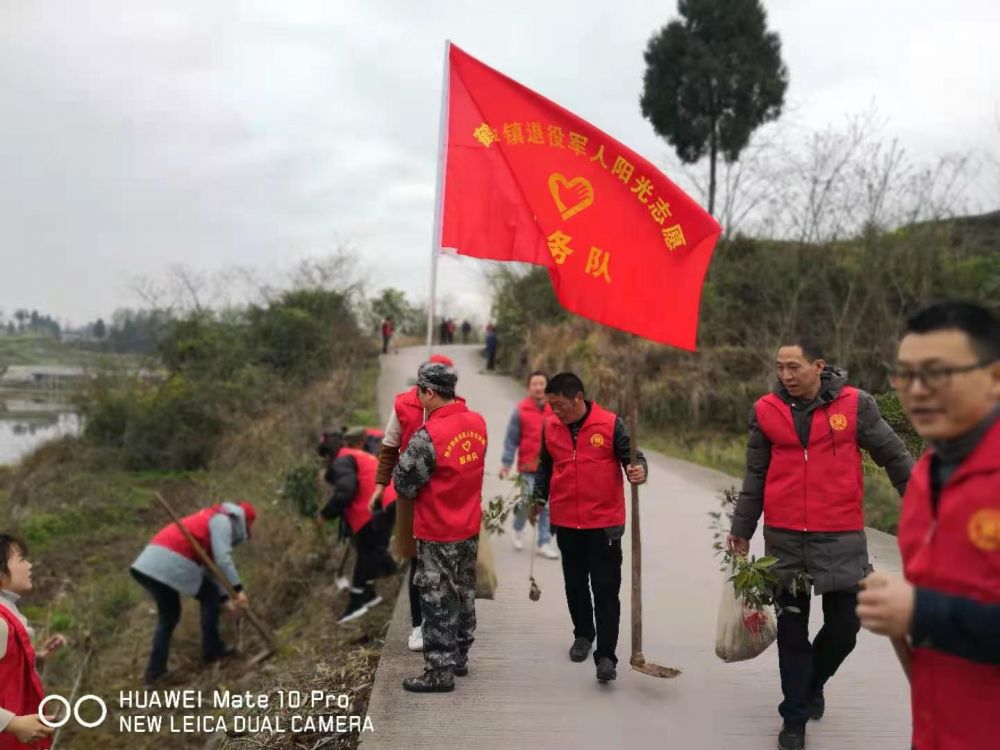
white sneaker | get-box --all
[408,626,424,652]
[538,541,559,560]
[512,530,524,551]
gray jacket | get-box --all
[731,368,914,594]
[131,502,249,597]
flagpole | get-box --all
[426,39,452,359]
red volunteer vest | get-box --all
[394,388,466,450]
[544,402,625,529]
[414,401,487,543]
[755,387,864,532]
[150,505,227,562]
[0,607,50,750]
[338,447,397,533]
[394,387,424,449]
[898,419,1000,750]
[516,397,550,473]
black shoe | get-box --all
[142,669,167,689]
[338,591,369,623]
[808,690,825,720]
[362,584,383,609]
[402,670,455,693]
[203,644,238,664]
[595,657,617,683]
[569,637,593,662]
[778,723,805,750]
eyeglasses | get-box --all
[889,359,996,391]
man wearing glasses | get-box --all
[858,301,1000,750]
[727,335,914,750]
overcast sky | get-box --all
[1,0,997,326]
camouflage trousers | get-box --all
[414,536,478,675]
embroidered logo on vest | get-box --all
[590,433,605,448]
[968,508,1000,552]
[829,413,848,431]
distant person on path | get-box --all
[372,353,460,653]
[727,335,913,750]
[318,427,397,624]
[857,301,1000,750]
[0,534,67,749]
[439,319,449,346]
[393,361,487,693]
[500,371,558,559]
[485,324,498,371]
[130,502,256,687]
[447,319,457,344]
[380,316,394,355]
[461,320,472,343]
[531,372,647,684]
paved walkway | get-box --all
[361,345,910,749]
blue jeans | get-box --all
[131,568,224,678]
[511,473,551,547]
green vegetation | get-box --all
[77,286,367,471]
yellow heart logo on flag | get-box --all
[548,173,594,221]
[462,440,472,452]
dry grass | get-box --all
[6,360,399,750]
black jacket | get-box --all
[320,454,360,520]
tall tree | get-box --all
[640,0,788,216]
[370,287,417,333]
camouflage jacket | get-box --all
[392,427,436,499]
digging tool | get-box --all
[891,636,911,680]
[155,492,278,665]
[50,646,92,750]
[627,376,681,679]
[334,541,352,591]
[862,573,912,680]
[528,516,541,602]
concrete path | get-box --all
[361,345,910,749]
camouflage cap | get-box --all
[343,425,367,441]
[417,362,458,393]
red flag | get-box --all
[440,44,721,351]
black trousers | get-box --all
[351,505,396,588]
[777,587,861,725]
[409,558,423,627]
[554,526,623,664]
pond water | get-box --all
[0,398,81,465]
